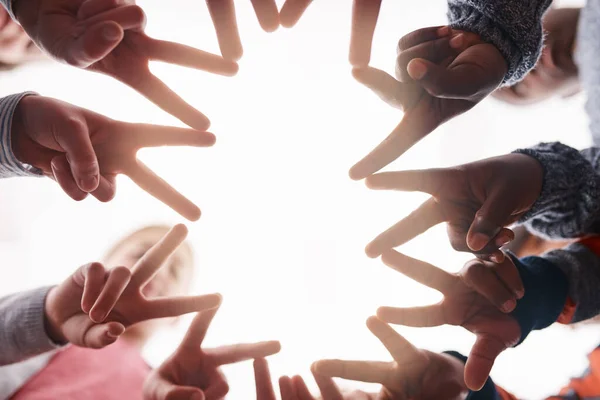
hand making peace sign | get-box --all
[44,224,222,349]
[13,0,238,130]
[12,95,216,220]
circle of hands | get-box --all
[11,0,560,398]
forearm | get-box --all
[0,287,62,366]
[0,92,42,179]
[514,142,600,239]
[447,0,552,85]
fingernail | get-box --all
[437,26,450,36]
[516,289,525,299]
[490,253,502,263]
[407,60,427,80]
[103,24,121,41]
[450,34,464,48]
[79,175,99,192]
[501,299,516,313]
[495,235,512,248]
[106,330,120,339]
[470,233,490,251]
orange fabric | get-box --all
[496,386,518,400]
[557,297,577,324]
[579,236,600,257]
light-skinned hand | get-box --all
[143,307,281,400]
[13,0,238,130]
[0,7,42,66]
[44,224,222,349]
[375,250,522,390]
[314,317,470,400]
[363,153,543,261]
[12,95,216,220]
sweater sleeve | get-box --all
[1,0,17,19]
[447,0,552,85]
[0,92,42,179]
[0,287,63,366]
[513,142,600,239]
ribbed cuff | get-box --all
[443,351,500,400]
[509,254,569,344]
[0,92,42,178]
[513,143,600,238]
[1,0,16,19]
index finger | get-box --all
[349,0,382,66]
[352,67,417,110]
[380,249,458,294]
[310,366,344,400]
[312,359,392,386]
[366,316,418,364]
[179,307,220,349]
[209,341,282,366]
[254,359,277,400]
[131,124,216,148]
[280,0,313,28]
[348,103,440,180]
[129,224,188,286]
[250,0,280,32]
[206,0,243,61]
[365,198,446,258]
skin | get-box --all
[43,224,221,348]
[0,6,42,66]
[11,95,214,221]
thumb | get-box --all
[407,56,498,100]
[81,322,125,348]
[148,377,205,400]
[467,187,517,252]
[465,335,506,391]
[67,20,123,68]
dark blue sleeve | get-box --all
[443,351,500,400]
[509,254,569,344]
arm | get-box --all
[514,143,600,239]
[447,0,553,84]
[0,287,62,366]
[0,93,41,179]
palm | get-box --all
[377,250,521,390]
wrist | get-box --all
[43,286,67,345]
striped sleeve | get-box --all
[0,92,42,179]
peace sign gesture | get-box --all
[314,317,470,400]
[12,95,215,220]
[362,151,543,260]
[14,0,237,130]
[143,307,281,400]
[348,27,506,180]
[375,250,522,391]
[44,224,222,349]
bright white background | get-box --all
[0,0,594,398]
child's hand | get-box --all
[364,153,543,260]
[253,358,372,400]
[313,316,470,399]
[12,95,215,220]
[376,250,522,391]
[13,0,237,130]
[143,307,281,400]
[0,7,41,66]
[44,225,222,348]
[493,7,581,105]
[348,29,506,180]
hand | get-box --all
[13,0,238,130]
[254,358,373,400]
[12,95,215,220]
[363,153,543,260]
[314,317,469,400]
[0,7,42,66]
[493,7,581,105]
[348,28,507,180]
[44,224,222,349]
[143,307,281,400]
[375,250,522,390]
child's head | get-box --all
[103,225,195,345]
